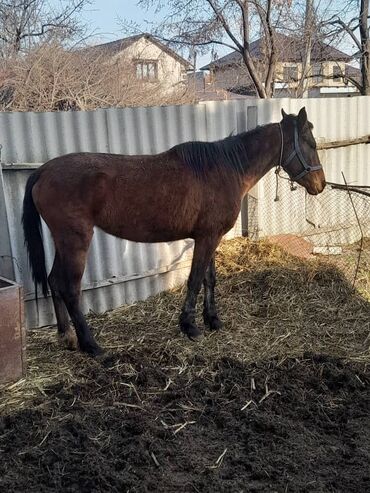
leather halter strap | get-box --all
[278,120,322,181]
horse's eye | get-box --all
[309,138,317,150]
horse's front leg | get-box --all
[180,235,221,339]
[203,257,223,331]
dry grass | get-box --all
[328,238,370,300]
[1,237,369,414]
[0,43,196,112]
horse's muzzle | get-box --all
[306,180,326,195]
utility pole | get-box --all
[359,0,370,95]
[301,0,313,97]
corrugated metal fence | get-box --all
[254,98,370,240]
[1,97,369,328]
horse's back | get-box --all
[32,151,215,242]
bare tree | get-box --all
[0,42,195,111]
[0,0,91,57]
[138,0,294,98]
[263,0,366,97]
[357,0,369,94]
[295,0,313,97]
[322,0,370,95]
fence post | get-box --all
[241,106,259,238]
[0,165,16,280]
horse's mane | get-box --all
[174,125,268,178]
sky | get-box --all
[75,1,356,69]
[79,0,215,67]
[82,1,162,42]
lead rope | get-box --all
[274,124,284,202]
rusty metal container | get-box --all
[0,277,26,384]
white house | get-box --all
[89,34,192,96]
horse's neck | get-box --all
[240,123,280,195]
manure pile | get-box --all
[1,238,369,492]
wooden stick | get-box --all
[317,135,370,150]
[329,183,370,198]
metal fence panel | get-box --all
[1,97,369,328]
[106,104,208,155]
[254,97,370,241]
[255,98,309,236]
[0,109,109,163]
[1,164,196,328]
[0,103,237,328]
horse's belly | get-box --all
[96,192,200,242]
[100,224,193,243]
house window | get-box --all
[333,65,343,79]
[180,68,188,82]
[135,61,158,81]
[312,64,323,83]
[283,65,298,82]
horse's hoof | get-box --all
[180,322,202,340]
[204,315,223,332]
[81,341,105,357]
[58,328,78,351]
[98,352,120,368]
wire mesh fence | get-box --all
[247,171,370,300]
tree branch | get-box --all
[324,17,361,51]
[204,0,243,51]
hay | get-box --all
[1,237,369,413]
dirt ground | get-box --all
[1,238,369,493]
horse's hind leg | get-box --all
[54,229,103,356]
[202,257,223,331]
[180,235,221,339]
[48,254,78,350]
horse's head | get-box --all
[280,107,326,195]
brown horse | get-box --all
[22,107,325,356]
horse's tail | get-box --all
[22,171,48,299]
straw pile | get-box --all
[1,237,369,413]
[0,238,369,492]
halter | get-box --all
[274,120,323,201]
[278,120,322,181]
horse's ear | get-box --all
[298,107,308,127]
[281,108,288,119]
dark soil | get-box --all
[1,353,369,493]
[2,238,370,492]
